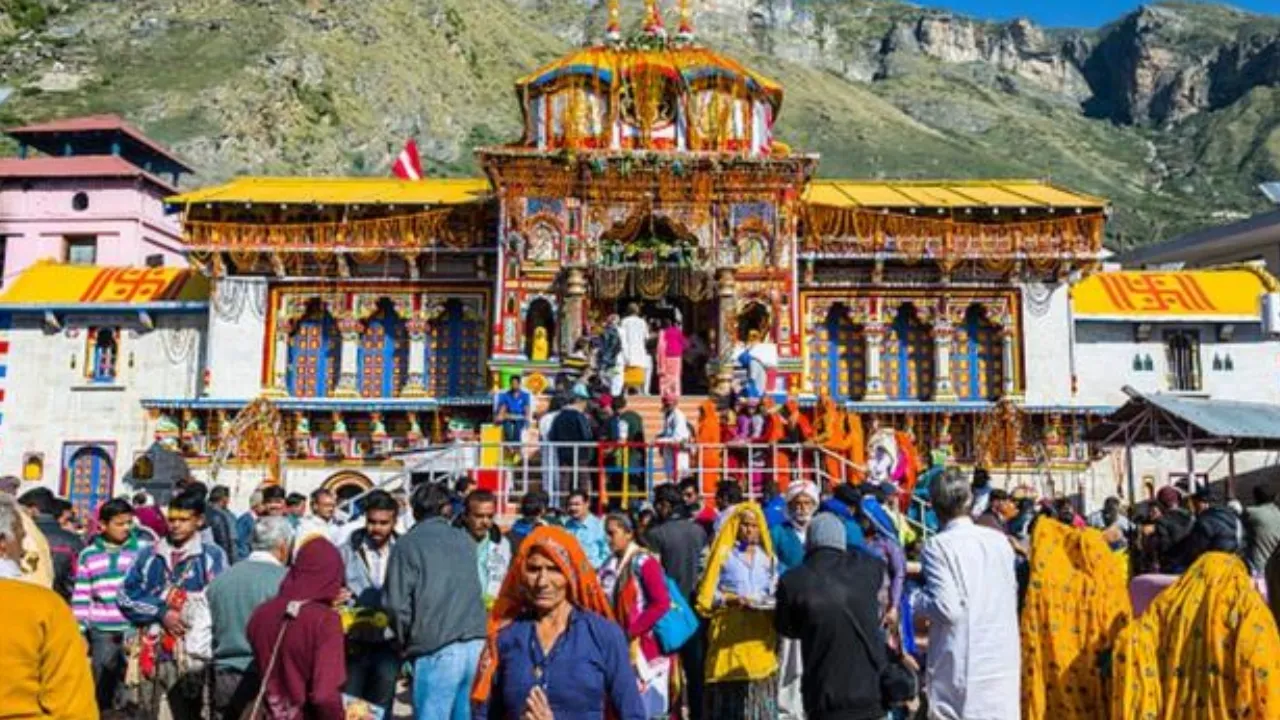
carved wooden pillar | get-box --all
[563,268,587,354]
[1001,327,1017,398]
[403,314,430,398]
[864,321,887,401]
[933,320,957,401]
[716,268,737,390]
[269,326,290,396]
[333,314,362,398]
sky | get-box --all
[923,0,1279,28]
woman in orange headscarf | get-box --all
[759,397,790,491]
[812,393,846,482]
[695,399,723,496]
[472,526,646,719]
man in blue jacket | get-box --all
[339,489,401,714]
[120,488,228,717]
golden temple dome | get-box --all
[511,0,784,156]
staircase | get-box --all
[622,394,708,440]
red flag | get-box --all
[392,139,423,180]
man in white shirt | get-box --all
[619,302,652,395]
[656,392,691,483]
[914,469,1019,720]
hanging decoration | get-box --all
[803,205,1104,260]
[184,204,488,252]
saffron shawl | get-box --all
[696,399,723,494]
[1109,552,1280,720]
[1020,519,1130,720]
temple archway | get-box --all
[736,300,772,342]
[323,471,373,504]
[953,304,1003,401]
[812,303,866,400]
[525,298,556,361]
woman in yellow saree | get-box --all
[1110,551,1280,719]
[695,502,779,719]
[1020,518,1130,720]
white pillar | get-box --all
[270,329,289,395]
[403,316,429,397]
[335,316,361,397]
[934,321,956,401]
[864,322,887,401]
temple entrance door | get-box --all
[614,296,715,395]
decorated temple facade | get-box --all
[5,3,1276,509]
[143,178,495,501]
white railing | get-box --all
[340,440,934,538]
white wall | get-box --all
[0,312,204,497]
[1018,280,1073,405]
[205,276,268,400]
[1073,321,1280,407]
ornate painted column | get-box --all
[864,321,887,401]
[1001,327,1017,398]
[403,313,430,397]
[562,268,587,353]
[716,267,737,390]
[933,320,957,401]
[335,313,362,398]
[269,326,290,396]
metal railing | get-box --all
[340,439,934,538]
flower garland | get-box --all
[184,205,487,252]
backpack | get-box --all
[627,554,698,655]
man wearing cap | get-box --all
[0,476,52,588]
[776,513,890,720]
[655,391,691,483]
[548,384,597,496]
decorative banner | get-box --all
[802,205,1104,260]
[184,204,489,252]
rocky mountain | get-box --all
[1,0,1278,247]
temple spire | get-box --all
[676,0,695,43]
[642,0,666,38]
[605,0,622,45]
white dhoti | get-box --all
[778,636,806,720]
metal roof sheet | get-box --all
[168,177,492,206]
[805,179,1106,209]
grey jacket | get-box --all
[384,516,487,659]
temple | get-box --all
[2,2,1278,508]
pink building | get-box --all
[0,115,192,284]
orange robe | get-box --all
[760,398,790,491]
[844,412,867,485]
[696,399,723,495]
[813,396,846,483]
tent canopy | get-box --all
[1086,386,1280,452]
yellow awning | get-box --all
[804,179,1107,209]
[0,261,209,305]
[1072,268,1276,319]
[168,177,492,206]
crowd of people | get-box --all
[3,440,1280,719]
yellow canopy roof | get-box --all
[168,177,493,206]
[1072,267,1277,320]
[0,261,209,306]
[803,179,1107,209]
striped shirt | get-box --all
[72,534,147,633]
